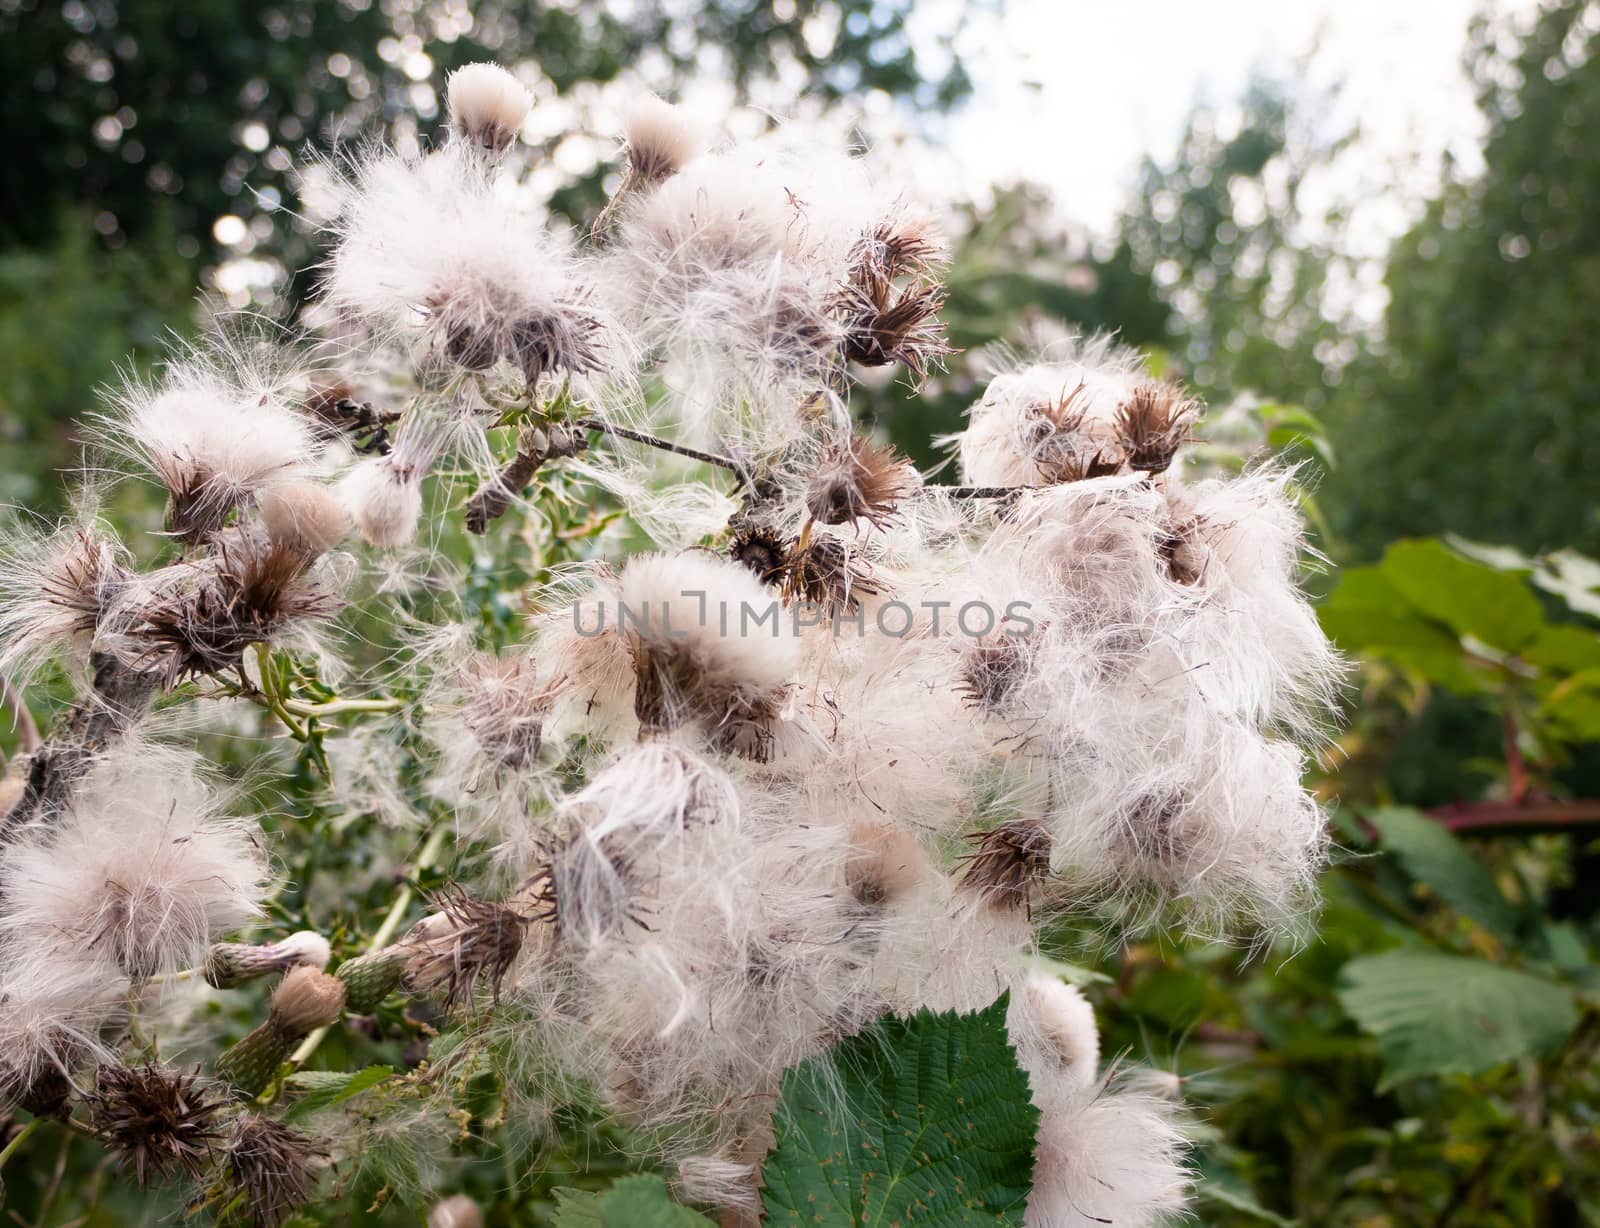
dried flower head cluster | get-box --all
[0,60,1344,1228]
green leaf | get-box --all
[1378,539,1544,653]
[761,993,1039,1226]
[550,1188,604,1228]
[1525,625,1600,675]
[1541,668,1600,739]
[1338,950,1578,1088]
[282,1065,392,1122]
[1318,567,1484,691]
[1363,807,1519,939]
[600,1175,715,1227]
[550,1177,714,1228]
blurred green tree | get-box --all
[1328,0,1600,556]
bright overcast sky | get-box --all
[928,0,1542,254]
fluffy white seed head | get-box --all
[99,353,320,543]
[0,516,129,686]
[1012,973,1100,1092]
[261,480,349,555]
[0,949,127,1107]
[446,62,532,155]
[1025,1074,1191,1228]
[0,747,266,978]
[622,95,706,183]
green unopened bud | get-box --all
[334,947,406,1014]
[204,931,331,989]
[214,967,347,1097]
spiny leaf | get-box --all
[761,992,1039,1226]
[1338,950,1578,1089]
[550,1177,714,1227]
[283,1065,392,1122]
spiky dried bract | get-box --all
[427,1194,483,1228]
[803,434,919,527]
[99,530,344,685]
[446,62,532,156]
[100,356,320,545]
[260,481,349,556]
[400,888,531,1007]
[958,818,1052,911]
[958,632,1035,712]
[1115,380,1197,474]
[270,965,348,1035]
[87,1062,223,1187]
[0,518,130,685]
[0,748,264,978]
[622,94,706,184]
[225,1115,324,1228]
[727,521,791,586]
[835,216,952,383]
[784,533,880,614]
[204,931,332,989]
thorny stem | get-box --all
[575,417,745,475]
[254,644,309,741]
[0,1117,42,1170]
[277,822,451,1079]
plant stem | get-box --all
[575,417,744,474]
[281,823,450,1074]
[0,1117,41,1170]
[1428,798,1600,835]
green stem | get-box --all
[279,823,450,1076]
[281,697,406,719]
[254,644,308,740]
[0,1118,41,1169]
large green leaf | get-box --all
[1363,807,1519,939]
[1378,539,1544,653]
[1338,950,1578,1088]
[1318,567,1484,691]
[761,993,1039,1226]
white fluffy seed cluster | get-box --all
[0,61,1345,1225]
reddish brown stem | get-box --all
[1427,799,1600,835]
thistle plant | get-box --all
[0,62,1343,1226]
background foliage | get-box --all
[2,0,1598,1225]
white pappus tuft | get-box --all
[0,744,266,979]
[446,62,533,157]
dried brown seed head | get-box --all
[1114,381,1198,474]
[225,1115,324,1228]
[804,435,919,528]
[400,888,530,1007]
[87,1062,223,1187]
[958,818,1052,910]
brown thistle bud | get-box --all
[215,968,347,1096]
[224,1115,324,1228]
[87,1062,223,1187]
[834,217,952,384]
[804,435,918,528]
[204,931,331,990]
[123,530,343,686]
[297,382,398,454]
[1114,381,1197,474]
[958,818,1052,911]
[398,888,531,1008]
